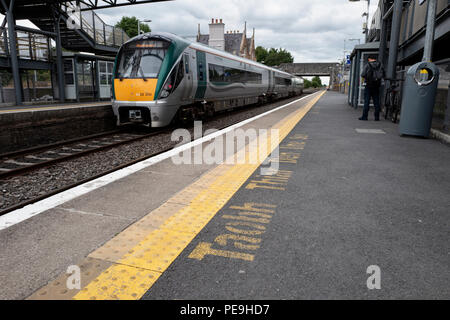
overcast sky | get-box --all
[94,0,379,63]
[8,0,379,84]
[9,0,379,62]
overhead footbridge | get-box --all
[0,0,171,104]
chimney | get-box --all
[208,17,225,51]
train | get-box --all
[112,32,304,127]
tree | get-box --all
[311,76,322,88]
[303,79,312,89]
[255,46,294,66]
[255,46,268,64]
[115,16,151,38]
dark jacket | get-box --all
[361,61,384,88]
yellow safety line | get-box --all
[73,91,325,300]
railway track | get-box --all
[0,129,168,180]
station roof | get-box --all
[350,41,380,58]
[0,0,172,15]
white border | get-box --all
[0,92,321,230]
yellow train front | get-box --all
[112,32,303,127]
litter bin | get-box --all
[399,61,440,137]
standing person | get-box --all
[359,56,384,121]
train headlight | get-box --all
[159,82,173,99]
[160,89,170,98]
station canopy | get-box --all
[0,0,172,16]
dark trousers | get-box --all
[362,86,380,120]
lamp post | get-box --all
[137,19,152,35]
[344,38,361,61]
[343,38,360,92]
[348,0,371,42]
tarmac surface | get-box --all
[142,91,450,299]
[1,91,449,300]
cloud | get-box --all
[2,0,377,65]
[95,0,375,63]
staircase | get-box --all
[28,1,129,56]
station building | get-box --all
[347,0,449,132]
[0,0,132,106]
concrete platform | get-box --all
[1,91,449,300]
[0,101,115,154]
[0,101,112,114]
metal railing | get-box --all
[0,28,51,61]
[60,2,129,47]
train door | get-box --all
[268,70,274,93]
[194,50,207,100]
[182,52,193,100]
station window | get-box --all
[99,61,114,85]
[208,63,262,84]
[63,59,74,85]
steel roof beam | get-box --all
[71,0,173,11]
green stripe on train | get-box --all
[195,50,207,99]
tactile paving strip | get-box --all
[117,228,196,272]
[89,202,186,262]
[27,257,112,300]
[73,265,160,300]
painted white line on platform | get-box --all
[0,91,322,230]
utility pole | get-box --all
[386,0,403,82]
[365,0,370,42]
[137,19,152,35]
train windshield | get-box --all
[116,40,170,79]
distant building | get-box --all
[197,18,256,61]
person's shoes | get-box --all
[358,117,368,121]
[374,118,380,121]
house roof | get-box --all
[198,33,251,55]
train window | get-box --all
[245,72,262,84]
[275,77,291,86]
[209,63,262,84]
[160,59,185,99]
[173,59,185,90]
[116,40,169,79]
